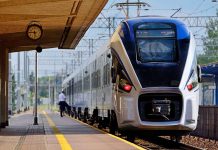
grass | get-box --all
[38,104,59,112]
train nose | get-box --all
[138,93,183,122]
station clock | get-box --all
[26,22,43,40]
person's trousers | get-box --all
[59,101,70,117]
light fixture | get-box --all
[36,46,42,53]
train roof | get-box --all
[120,17,190,40]
[62,41,110,86]
[124,17,187,26]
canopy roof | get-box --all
[0,0,108,52]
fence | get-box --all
[192,106,218,140]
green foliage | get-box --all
[38,76,50,98]
[29,71,34,93]
[198,10,218,65]
[28,71,35,105]
[27,73,62,104]
[11,74,16,111]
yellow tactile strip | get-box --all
[43,111,73,150]
[65,114,145,150]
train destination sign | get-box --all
[136,29,175,38]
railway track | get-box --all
[70,115,204,150]
[135,136,204,150]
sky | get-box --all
[102,0,217,17]
[11,0,218,80]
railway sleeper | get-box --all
[170,135,182,143]
[126,134,136,143]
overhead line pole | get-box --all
[111,1,150,19]
[33,51,38,125]
[93,16,218,28]
[171,8,181,17]
[127,0,129,18]
[137,0,140,16]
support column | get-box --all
[8,54,12,116]
[0,49,2,130]
[5,49,9,126]
[0,48,9,128]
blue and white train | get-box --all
[63,17,201,141]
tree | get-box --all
[38,76,49,98]
[198,10,218,65]
[29,71,34,93]
[29,71,35,105]
[11,74,16,111]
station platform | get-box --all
[0,109,144,150]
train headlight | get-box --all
[187,84,193,91]
[123,84,132,92]
[186,70,198,91]
[119,79,132,93]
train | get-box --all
[62,17,201,141]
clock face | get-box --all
[27,25,42,40]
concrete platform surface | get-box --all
[0,110,144,150]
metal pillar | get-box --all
[16,52,21,113]
[23,52,28,111]
[8,54,12,115]
[126,0,129,18]
[5,49,9,126]
[33,51,38,125]
[48,76,51,110]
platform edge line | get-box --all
[64,114,145,150]
[43,111,73,150]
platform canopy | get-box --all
[0,0,108,52]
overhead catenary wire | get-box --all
[189,0,206,15]
[187,3,218,16]
[21,0,218,77]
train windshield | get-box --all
[135,23,176,63]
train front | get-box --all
[110,17,200,136]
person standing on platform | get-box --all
[58,90,69,117]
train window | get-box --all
[91,72,95,89]
[135,23,176,63]
[91,71,99,89]
[83,75,90,91]
[103,63,111,86]
[135,22,177,63]
[97,70,101,88]
[104,66,107,84]
[78,80,82,93]
[74,81,77,93]
[107,63,110,85]
[137,39,176,62]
